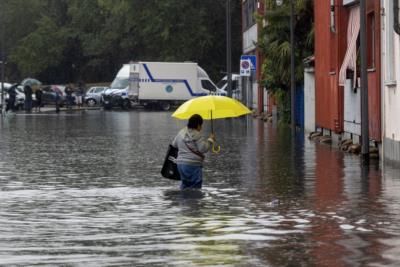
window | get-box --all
[242,0,257,30]
[95,88,105,93]
[385,0,396,83]
[367,12,375,69]
[330,0,336,32]
[201,80,216,92]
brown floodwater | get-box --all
[0,110,399,266]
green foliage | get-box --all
[2,0,242,84]
[274,88,290,124]
[259,0,314,92]
[10,16,67,77]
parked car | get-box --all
[102,88,130,110]
[84,86,108,106]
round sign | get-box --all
[241,60,250,69]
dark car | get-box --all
[41,85,66,107]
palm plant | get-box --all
[258,0,313,121]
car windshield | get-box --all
[111,78,129,89]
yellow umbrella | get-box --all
[172,95,251,152]
[172,95,251,120]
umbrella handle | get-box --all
[212,143,221,153]
[210,110,220,153]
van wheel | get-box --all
[159,102,171,111]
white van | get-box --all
[103,62,225,110]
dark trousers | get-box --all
[6,97,16,112]
[24,98,32,112]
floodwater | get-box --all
[0,110,399,267]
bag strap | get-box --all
[184,141,205,160]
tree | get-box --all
[5,0,242,84]
[258,0,313,121]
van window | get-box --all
[111,78,129,89]
[201,80,216,92]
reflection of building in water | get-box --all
[311,145,347,266]
[310,142,389,266]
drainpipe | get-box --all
[226,0,232,97]
[360,0,369,160]
[395,0,400,34]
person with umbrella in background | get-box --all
[171,114,215,190]
[34,87,43,112]
[23,84,33,113]
[21,78,41,113]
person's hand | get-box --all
[208,133,215,142]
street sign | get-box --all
[240,55,257,71]
[240,59,251,76]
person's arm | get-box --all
[196,134,215,154]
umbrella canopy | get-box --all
[21,78,42,87]
[171,95,251,120]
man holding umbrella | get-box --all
[21,78,41,113]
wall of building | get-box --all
[314,0,348,133]
[382,0,400,165]
[314,0,381,144]
[304,67,315,133]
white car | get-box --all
[0,83,25,110]
[84,86,109,106]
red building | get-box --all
[314,0,381,142]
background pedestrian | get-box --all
[23,85,33,113]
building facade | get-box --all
[242,0,266,112]
[314,0,382,145]
[382,0,400,165]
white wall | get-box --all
[382,0,400,164]
[304,68,315,133]
[243,24,257,54]
[343,79,361,136]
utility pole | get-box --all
[226,0,232,97]
[290,0,295,131]
[360,0,369,159]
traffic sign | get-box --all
[240,59,251,76]
[240,55,257,71]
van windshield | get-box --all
[111,78,129,89]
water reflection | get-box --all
[0,111,399,266]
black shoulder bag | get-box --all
[161,145,180,180]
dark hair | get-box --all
[187,114,203,129]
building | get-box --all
[381,0,400,165]
[314,0,382,147]
[242,0,266,113]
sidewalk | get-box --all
[38,106,102,113]
[1,106,102,115]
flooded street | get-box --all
[0,110,400,266]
